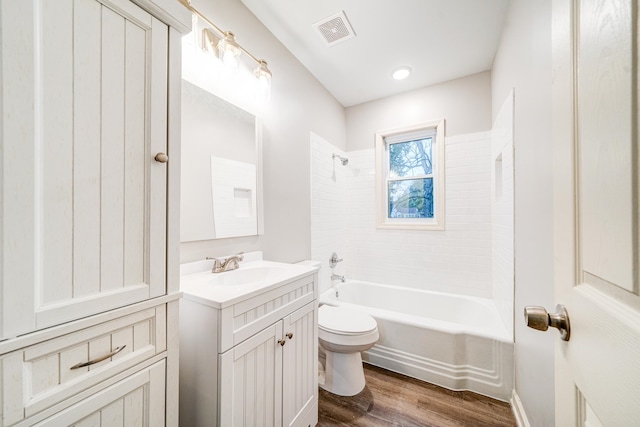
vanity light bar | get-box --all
[178,0,272,93]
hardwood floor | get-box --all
[318,364,516,427]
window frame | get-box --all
[375,119,445,230]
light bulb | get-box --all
[217,32,241,71]
[254,60,272,101]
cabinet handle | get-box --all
[70,345,127,370]
[278,339,286,346]
[154,152,168,163]
[286,332,293,339]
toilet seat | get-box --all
[318,305,377,335]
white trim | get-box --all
[511,390,531,427]
[129,0,192,33]
[167,27,182,294]
[384,127,437,145]
[256,116,265,235]
[375,119,446,230]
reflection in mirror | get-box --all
[180,80,262,241]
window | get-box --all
[375,120,445,230]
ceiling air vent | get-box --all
[313,11,356,47]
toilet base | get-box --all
[319,350,366,396]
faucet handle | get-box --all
[206,256,223,272]
[329,252,343,269]
[236,252,245,261]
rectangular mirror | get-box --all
[180,80,263,241]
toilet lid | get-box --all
[318,305,377,335]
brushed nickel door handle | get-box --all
[70,345,127,369]
[524,304,570,341]
[286,332,293,339]
[278,339,286,346]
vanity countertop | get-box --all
[180,253,319,309]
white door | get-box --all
[552,0,640,425]
[0,0,168,340]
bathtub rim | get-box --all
[319,280,513,343]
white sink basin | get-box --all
[180,258,319,308]
[208,266,287,286]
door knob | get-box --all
[154,152,168,163]
[524,304,571,341]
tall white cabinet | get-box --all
[0,0,191,425]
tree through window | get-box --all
[388,137,434,218]
[375,120,445,230]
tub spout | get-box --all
[331,273,345,282]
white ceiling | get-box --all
[240,0,510,107]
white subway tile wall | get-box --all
[311,131,497,299]
[310,132,349,294]
[492,92,515,337]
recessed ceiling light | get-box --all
[392,66,412,80]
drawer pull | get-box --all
[286,332,293,339]
[70,345,127,370]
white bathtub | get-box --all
[319,280,514,401]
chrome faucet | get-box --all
[207,252,244,273]
[331,273,345,282]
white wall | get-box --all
[491,1,554,425]
[180,0,346,264]
[346,71,492,151]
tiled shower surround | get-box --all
[311,127,513,335]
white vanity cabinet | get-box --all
[179,262,319,427]
[220,302,317,427]
[0,0,191,425]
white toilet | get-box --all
[318,305,379,396]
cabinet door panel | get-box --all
[282,302,318,427]
[41,0,74,306]
[99,4,127,295]
[0,0,38,346]
[123,19,147,290]
[0,0,168,340]
[220,322,283,427]
[73,0,103,299]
